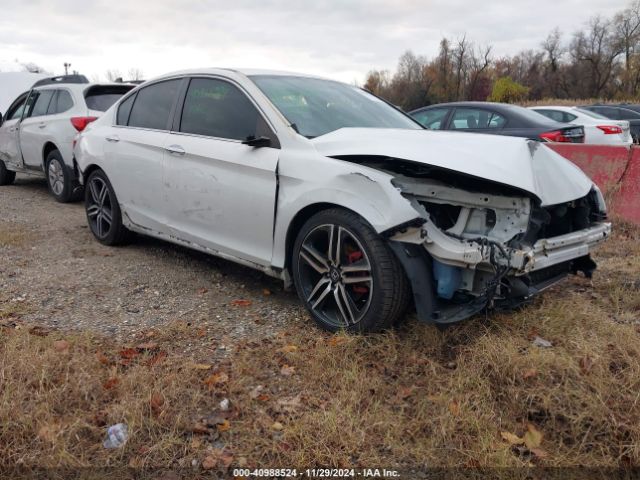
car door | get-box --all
[19,88,56,168]
[0,92,28,169]
[448,107,507,134]
[163,76,280,266]
[105,78,182,233]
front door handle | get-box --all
[105,135,120,142]
[38,123,46,129]
[165,145,185,155]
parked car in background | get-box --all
[0,75,135,202]
[580,104,640,143]
[410,102,585,143]
[73,69,609,333]
[529,106,632,146]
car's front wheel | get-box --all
[85,169,132,246]
[292,208,410,333]
[0,160,16,186]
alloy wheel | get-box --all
[297,224,374,328]
[48,158,65,196]
[86,176,113,239]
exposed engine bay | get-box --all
[335,155,612,324]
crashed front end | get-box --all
[388,174,611,325]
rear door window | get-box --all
[127,80,181,130]
[179,77,263,141]
[451,108,506,130]
[412,108,449,130]
[28,89,56,118]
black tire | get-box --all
[292,208,411,333]
[0,160,16,186]
[85,169,132,246]
[45,150,79,203]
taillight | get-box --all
[596,125,623,135]
[539,130,570,142]
[70,116,98,132]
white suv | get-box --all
[0,75,134,202]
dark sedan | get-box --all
[410,102,585,143]
[581,104,640,142]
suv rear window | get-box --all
[85,85,135,112]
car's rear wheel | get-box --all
[46,150,77,203]
[292,208,410,333]
[0,160,16,186]
[85,169,132,246]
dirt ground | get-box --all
[0,174,306,342]
[2,173,640,476]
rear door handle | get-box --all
[105,135,120,142]
[165,145,185,155]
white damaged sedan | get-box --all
[74,69,611,332]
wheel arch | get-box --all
[81,163,103,184]
[42,142,60,168]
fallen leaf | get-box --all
[271,421,284,431]
[501,431,524,445]
[120,348,140,359]
[150,392,165,414]
[201,455,216,470]
[278,345,298,353]
[196,287,209,295]
[103,377,119,390]
[524,424,543,449]
[217,419,231,432]
[448,399,460,417]
[28,326,50,337]
[522,368,537,380]
[327,336,347,347]
[230,299,252,307]
[579,356,594,374]
[219,450,234,468]
[262,289,272,296]
[37,424,58,443]
[189,363,212,370]
[530,447,548,458]
[280,365,295,376]
[146,351,167,367]
[396,386,415,400]
[96,351,111,366]
[53,340,70,353]
[203,372,229,389]
[256,394,270,402]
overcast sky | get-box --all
[0,0,630,84]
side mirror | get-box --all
[242,135,271,148]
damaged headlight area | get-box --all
[387,174,611,325]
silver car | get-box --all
[0,75,134,202]
[73,69,611,332]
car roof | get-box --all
[148,68,333,83]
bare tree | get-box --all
[127,68,144,81]
[105,69,122,82]
[614,1,640,93]
[453,35,468,100]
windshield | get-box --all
[250,75,422,138]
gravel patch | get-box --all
[0,175,308,342]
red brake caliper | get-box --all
[346,251,368,294]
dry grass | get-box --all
[1,224,639,476]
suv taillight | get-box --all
[70,116,98,132]
[597,125,623,134]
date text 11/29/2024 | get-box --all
[232,468,401,478]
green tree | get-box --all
[488,76,530,103]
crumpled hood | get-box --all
[311,128,593,206]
